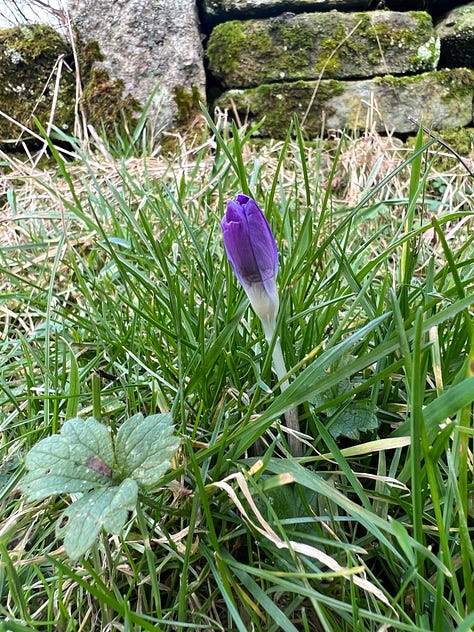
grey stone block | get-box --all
[207,11,440,89]
[215,69,474,136]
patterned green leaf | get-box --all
[21,413,179,558]
[56,478,138,559]
[328,400,379,440]
[21,417,115,501]
[115,413,179,487]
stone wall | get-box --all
[0,23,76,142]
[0,0,206,144]
[69,0,205,136]
[204,0,474,137]
[0,0,472,143]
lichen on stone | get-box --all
[417,36,440,62]
[0,24,75,143]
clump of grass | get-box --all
[0,111,473,631]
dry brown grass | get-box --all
[1,113,473,255]
[1,120,471,355]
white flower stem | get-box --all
[271,336,290,389]
[262,319,302,456]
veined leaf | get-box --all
[22,417,115,501]
[327,400,379,440]
[57,478,138,559]
[115,412,179,487]
[21,413,179,558]
[310,354,379,439]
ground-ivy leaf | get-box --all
[56,478,138,559]
[115,413,179,487]
[311,375,353,414]
[21,417,115,501]
[328,400,379,440]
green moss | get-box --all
[405,13,439,71]
[261,19,319,79]
[157,85,207,155]
[375,68,474,101]
[313,15,371,77]
[0,25,143,145]
[374,71,439,89]
[407,10,433,33]
[0,24,75,142]
[73,33,141,139]
[272,21,314,71]
[208,16,343,86]
[309,11,437,79]
[315,23,347,76]
[438,68,474,101]
[313,15,392,78]
[406,127,474,171]
[275,21,312,49]
[206,21,248,76]
[173,85,203,126]
[358,11,431,48]
[455,5,474,32]
[207,18,318,86]
[208,10,439,88]
[373,73,423,88]
[434,127,474,156]
[80,68,141,136]
[354,13,385,65]
[1,24,66,61]
[219,80,345,138]
[315,13,381,78]
[363,11,436,71]
[78,38,104,79]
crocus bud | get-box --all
[221,194,279,338]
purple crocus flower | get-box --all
[221,194,279,337]
[221,194,302,454]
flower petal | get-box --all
[243,196,278,290]
[221,199,261,285]
[221,194,280,330]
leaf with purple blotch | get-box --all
[21,417,115,501]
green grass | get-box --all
[0,113,473,631]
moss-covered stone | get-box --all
[0,26,144,146]
[216,69,474,138]
[80,67,141,136]
[77,38,104,79]
[207,11,439,89]
[158,85,208,155]
[0,25,75,143]
[72,34,142,139]
[373,67,474,102]
[206,21,249,78]
[434,127,474,157]
[406,126,474,172]
[173,85,203,126]
[215,79,345,137]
